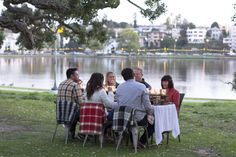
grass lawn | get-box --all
[0,90,236,157]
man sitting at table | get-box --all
[134,67,152,90]
[161,75,180,113]
[57,68,83,139]
[116,68,154,148]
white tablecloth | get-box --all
[154,104,180,145]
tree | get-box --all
[0,30,4,48]
[206,30,212,38]
[233,72,236,91]
[221,27,228,38]
[211,22,220,28]
[160,36,175,48]
[87,39,102,51]
[177,22,196,48]
[117,28,140,52]
[164,17,172,30]
[0,0,166,50]
[188,22,196,29]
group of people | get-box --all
[56,67,180,148]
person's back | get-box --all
[57,79,82,104]
[115,68,154,147]
[56,68,83,139]
[116,68,153,121]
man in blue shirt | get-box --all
[116,68,154,147]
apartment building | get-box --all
[187,27,207,44]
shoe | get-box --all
[137,142,146,149]
[77,133,85,140]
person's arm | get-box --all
[172,90,180,113]
[74,85,84,104]
[142,89,154,115]
[100,89,114,109]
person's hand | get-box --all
[77,79,83,85]
[107,86,113,92]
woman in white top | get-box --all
[85,73,115,110]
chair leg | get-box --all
[125,132,129,146]
[83,134,88,147]
[166,132,169,145]
[116,132,123,151]
[144,127,149,148]
[178,135,181,143]
[151,134,153,145]
[51,124,58,142]
[131,127,138,153]
[64,125,69,144]
[99,134,103,148]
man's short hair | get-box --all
[121,68,134,81]
[66,68,78,79]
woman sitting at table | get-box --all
[104,72,119,89]
[161,75,180,113]
[85,73,116,120]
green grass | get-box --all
[0,90,236,157]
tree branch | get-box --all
[127,0,145,11]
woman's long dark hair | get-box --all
[86,73,104,100]
[161,75,174,89]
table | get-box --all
[149,94,167,105]
[153,104,180,145]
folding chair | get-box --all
[51,122,69,144]
[113,106,149,153]
[79,102,106,148]
[51,100,78,144]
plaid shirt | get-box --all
[79,103,106,135]
[57,79,83,105]
[112,106,135,132]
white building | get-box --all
[187,27,208,44]
[135,25,168,48]
[224,25,236,50]
[210,27,222,40]
[0,29,19,53]
[171,28,181,39]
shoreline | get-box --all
[0,53,236,60]
[1,86,235,101]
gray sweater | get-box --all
[115,79,153,121]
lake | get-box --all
[0,56,236,99]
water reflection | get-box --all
[0,56,236,99]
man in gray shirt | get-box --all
[116,68,154,147]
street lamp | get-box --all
[205,38,209,52]
[51,34,59,90]
[174,38,177,52]
[51,27,63,90]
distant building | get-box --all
[171,28,181,39]
[187,27,208,44]
[224,25,236,50]
[210,26,222,40]
[0,29,19,53]
[135,25,168,48]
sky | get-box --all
[0,0,235,27]
[98,0,236,27]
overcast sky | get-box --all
[0,0,235,27]
[99,0,236,27]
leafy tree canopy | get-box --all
[0,0,166,50]
[117,28,139,51]
[0,30,4,48]
[211,22,220,28]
